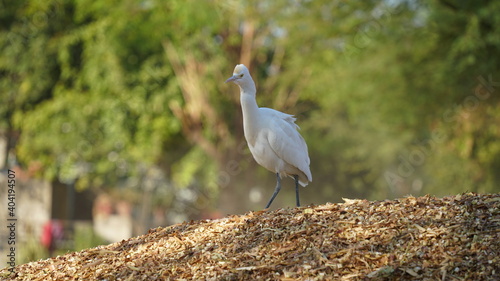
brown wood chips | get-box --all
[1,192,499,280]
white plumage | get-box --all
[226,64,312,208]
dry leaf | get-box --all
[1,192,498,281]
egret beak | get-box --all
[225,75,237,83]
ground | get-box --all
[1,192,499,280]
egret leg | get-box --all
[265,173,281,209]
[294,175,300,207]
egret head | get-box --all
[225,64,251,85]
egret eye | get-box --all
[239,73,244,78]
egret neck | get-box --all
[239,79,260,145]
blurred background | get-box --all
[1,0,499,264]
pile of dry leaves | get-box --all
[1,192,499,280]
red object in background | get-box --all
[40,220,64,255]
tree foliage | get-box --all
[1,0,499,214]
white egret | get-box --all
[225,64,312,208]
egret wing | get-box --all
[261,108,312,183]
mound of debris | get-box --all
[2,193,499,280]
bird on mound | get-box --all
[225,64,312,208]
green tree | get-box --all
[2,0,499,218]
